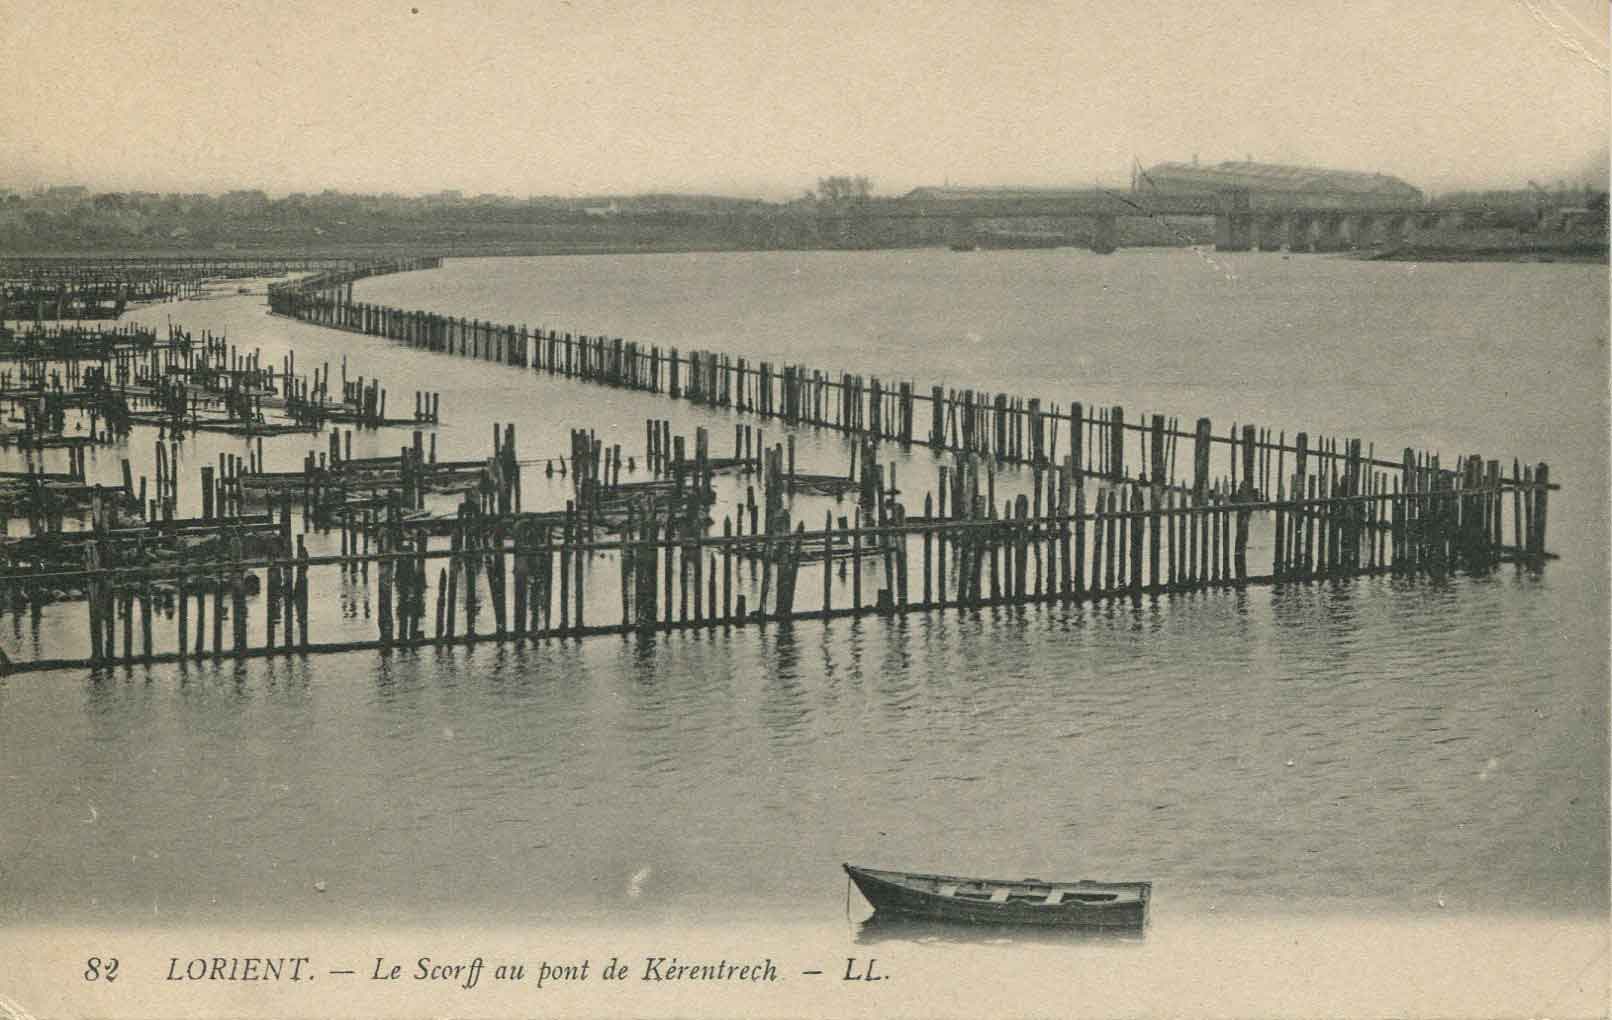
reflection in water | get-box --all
[629,626,661,668]
[2,567,1603,927]
[760,625,812,761]
[854,911,1147,947]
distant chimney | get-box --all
[1192,153,1199,167]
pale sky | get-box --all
[2,0,1607,197]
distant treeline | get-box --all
[0,186,1209,254]
[17,181,1599,254]
[0,188,768,251]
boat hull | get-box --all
[844,864,1148,930]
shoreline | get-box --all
[1359,245,1607,265]
[5,236,1606,265]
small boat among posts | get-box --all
[843,864,1150,930]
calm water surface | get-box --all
[1,250,1606,1014]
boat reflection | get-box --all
[853,912,1148,947]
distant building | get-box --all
[1136,161,1423,208]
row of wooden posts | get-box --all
[82,527,310,666]
[3,254,368,322]
[0,257,1560,671]
[1,284,131,322]
[1,435,1551,673]
[4,325,400,430]
[3,254,359,284]
[0,322,162,361]
[3,277,189,322]
[268,259,1554,510]
[2,323,443,453]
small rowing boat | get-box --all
[843,864,1150,929]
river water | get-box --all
[1,249,1606,1017]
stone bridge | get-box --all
[819,189,1464,253]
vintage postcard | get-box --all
[0,1,1607,1017]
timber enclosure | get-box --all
[0,255,361,322]
[0,255,1557,674]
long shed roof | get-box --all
[1141,161,1421,197]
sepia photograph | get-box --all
[0,1,1607,1017]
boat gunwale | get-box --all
[844,863,1152,899]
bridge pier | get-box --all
[1214,214,1253,251]
[1351,215,1378,248]
[1255,215,1286,251]
[1313,214,1347,252]
[1213,188,1253,251]
[1287,215,1314,252]
[1334,214,1362,249]
[1090,214,1117,254]
[814,193,1437,255]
